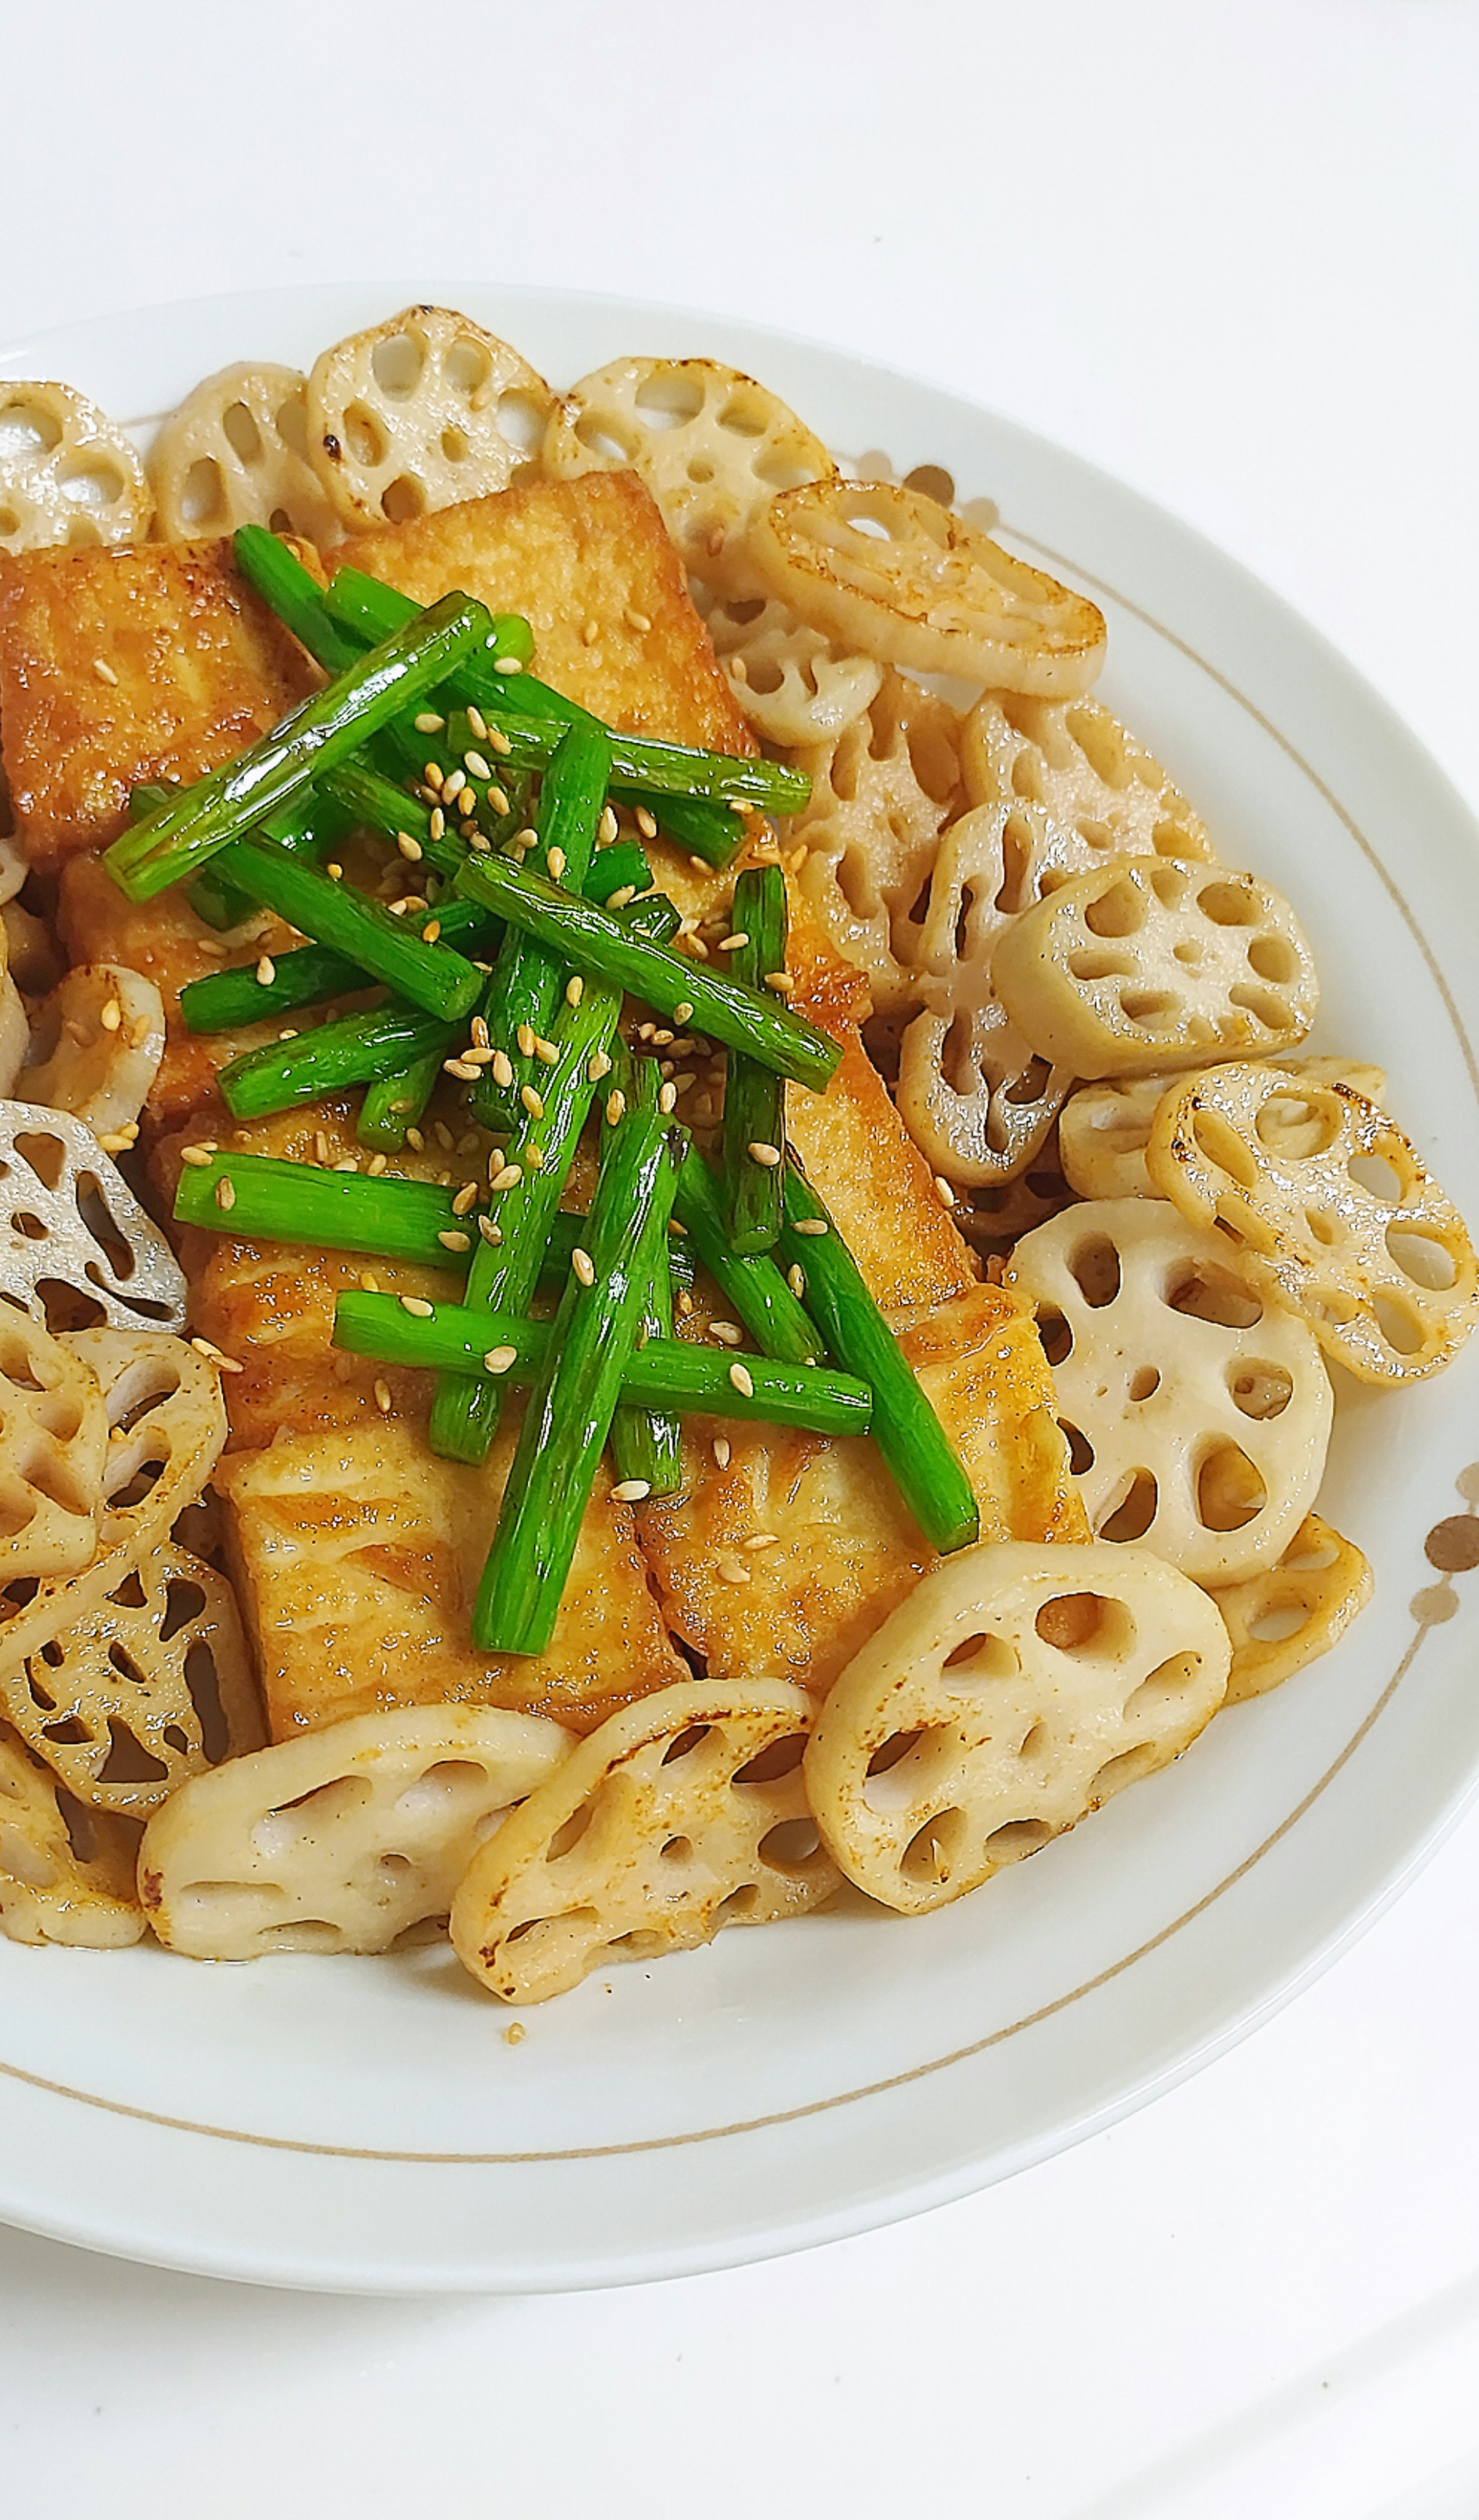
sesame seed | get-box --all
[359,1270,381,1293]
[99,997,123,1032]
[793,1217,828,1237]
[729,1362,755,1398]
[180,1144,213,1168]
[525,1145,545,1169]
[765,971,795,994]
[598,805,619,845]
[490,1164,522,1193]
[322,862,343,882]
[719,932,750,952]
[367,1153,388,1177]
[546,846,567,882]
[461,1044,493,1068]
[214,1176,236,1211]
[520,1084,545,1118]
[585,1050,610,1084]
[637,1023,656,1044]
[625,608,653,635]
[651,1028,674,1048]
[396,831,423,863]
[314,1132,331,1164]
[387,899,409,918]
[414,712,445,735]
[635,806,658,839]
[467,705,489,742]
[423,920,442,943]
[333,1158,359,1174]
[513,827,539,852]
[442,770,467,804]
[787,1263,806,1298]
[674,1002,694,1025]
[438,1229,471,1253]
[406,1127,426,1152]
[565,974,584,1007]
[93,658,118,685]
[516,1023,536,1058]
[374,1379,393,1413]
[486,786,510,817]
[571,1247,596,1287]
[429,808,446,841]
[424,762,444,790]
[477,1214,502,1246]
[484,1345,518,1374]
[713,1436,731,1468]
[611,1478,651,1503]
[488,723,513,757]
[399,1295,434,1317]
[717,1554,751,1585]
[605,1090,626,1126]
[676,1290,694,1316]
[491,1049,514,1088]
[581,618,600,646]
[605,884,636,911]
[451,1181,479,1215]
[444,1059,480,1081]
[748,1140,782,1168]
[659,1082,677,1114]
[934,1175,956,1207]
[709,1320,743,1347]
[470,831,492,853]
[744,1533,781,1551]
[463,749,492,781]
[533,1037,559,1065]
[493,656,523,674]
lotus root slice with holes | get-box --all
[1060,1057,1388,1202]
[805,1540,1230,1915]
[0,381,149,554]
[139,1706,573,1958]
[23,965,166,1139]
[543,356,835,586]
[1209,1513,1372,1704]
[696,582,882,747]
[0,1102,187,1333]
[0,1332,228,1691]
[5,1540,263,1816]
[1004,1199,1332,1584]
[992,859,1318,1078]
[307,306,553,530]
[748,477,1107,696]
[961,691,1215,870]
[1145,1063,1479,1383]
[783,670,965,1012]
[450,1679,839,2004]
[0,1722,143,1948]
[146,362,342,546]
[0,1309,109,1581]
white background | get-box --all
[3,3,1479,2512]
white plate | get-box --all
[2,282,1477,2296]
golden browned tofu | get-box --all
[336,471,753,756]
[218,1423,689,1740]
[0,539,317,862]
[783,897,975,1317]
[58,850,301,1135]
[638,1282,1088,1697]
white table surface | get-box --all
[3,3,1478,2512]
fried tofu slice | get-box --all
[58,849,301,1135]
[217,1423,688,1740]
[0,539,317,863]
[173,1098,687,1737]
[637,1281,1088,1698]
[784,896,974,1317]
[336,470,751,755]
